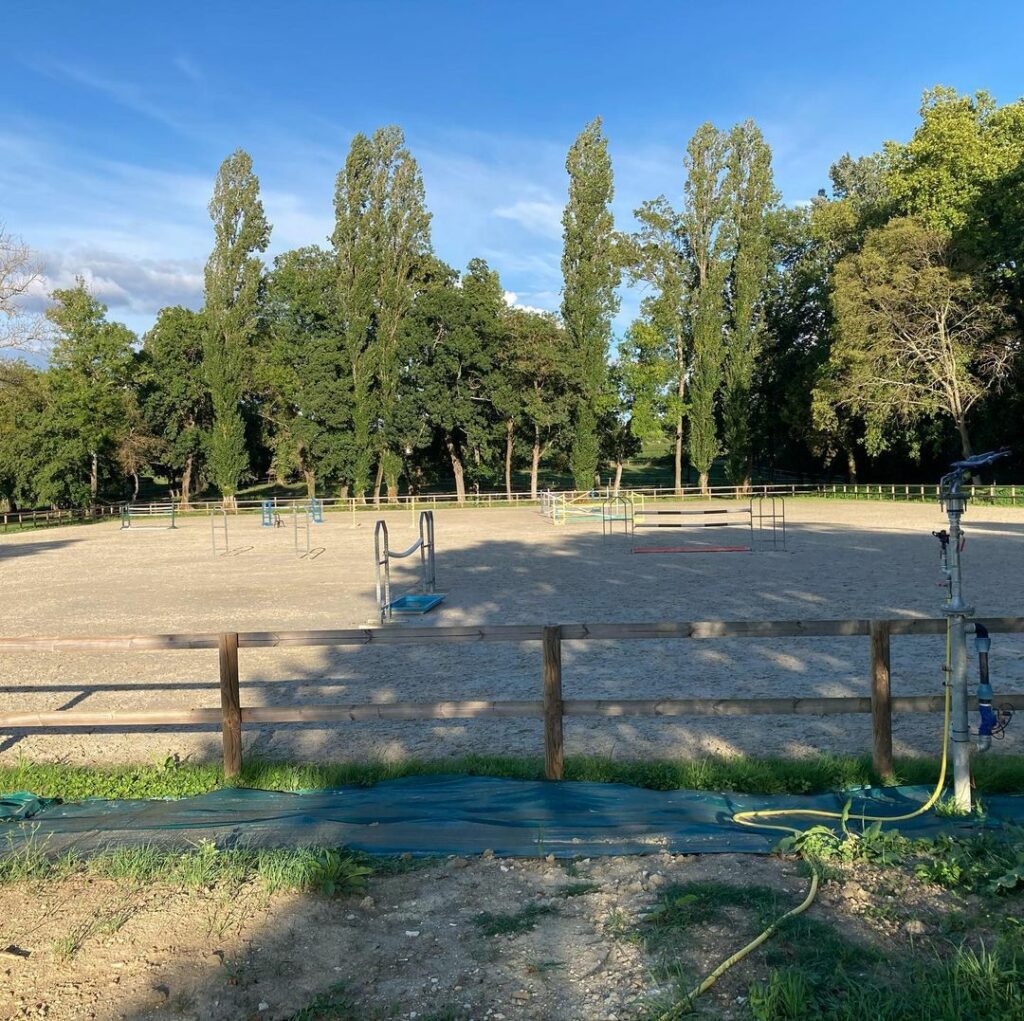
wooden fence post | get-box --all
[218,632,242,778]
[542,625,564,780]
[870,620,893,779]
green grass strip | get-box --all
[2,752,1024,802]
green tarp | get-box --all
[3,776,1022,857]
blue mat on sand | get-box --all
[3,776,1022,857]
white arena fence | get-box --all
[4,481,1024,533]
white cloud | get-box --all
[503,290,554,316]
[494,199,562,239]
[25,249,204,322]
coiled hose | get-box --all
[656,623,954,1018]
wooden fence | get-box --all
[2,617,1023,781]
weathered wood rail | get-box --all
[1,617,1022,780]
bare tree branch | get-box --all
[0,224,51,354]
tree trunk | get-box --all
[531,427,542,500]
[674,417,684,496]
[446,436,466,504]
[613,460,623,495]
[304,469,316,499]
[180,453,194,512]
[132,472,140,501]
[338,483,350,499]
[372,459,384,506]
[89,451,99,508]
[846,448,858,483]
[674,333,686,495]
[698,469,710,497]
[505,419,514,500]
[956,415,974,461]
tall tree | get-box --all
[333,127,432,502]
[630,199,689,492]
[561,117,620,490]
[262,246,355,497]
[404,258,504,503]
[497,309,573,499]
[140,307,209,507]
[371,127,433,502]
[830,217,1013,459]
[885,87,1024,341]
[203,149,270,505]
[682,123,731,495]
[333,133,378,499]
[723,120,778,489]
[45,283,137,506]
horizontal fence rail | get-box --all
[4,480,1024,532]
[2,617,1023,779]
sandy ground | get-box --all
[1,499,1023,765]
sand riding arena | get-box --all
[1,498,1022,766]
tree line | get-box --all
[1,85,1022,510]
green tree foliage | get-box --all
[0,362,49,509]
[606,318,672,490]
[45,283,138,506]
[829,217,1013,458]
[723,120,778,488]
[497,309,573,499]
[403,259,505,503]
[203,149,270,504]
[774,156,892,481]
[262,246,355,497]
[139,306,209,506]
[333,127,432,502]
[629,198,689,492]
[561,117,620,490]
[683,123,731,495]
[885,87,1024,340]
[9,94,1024,509]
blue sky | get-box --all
[3,1,1024,337]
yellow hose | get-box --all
[658,624,954,1018]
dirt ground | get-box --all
[2,500,1023,1021]
[0,849,977,1021]
[1,498,1023,765]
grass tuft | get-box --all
[0,832,372,895]
[474,903,558,937]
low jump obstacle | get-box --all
[120,504,176,530]
[211,505,324,559]
[615,496,786,552]
[374,510,443,624]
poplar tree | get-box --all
[561,117,619,490]
[370,127,432,502]
[333,127,431,502]
[203,149,269,505]
[723,121,778,489]
[630,198,689,492]
[683,124,731,495]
